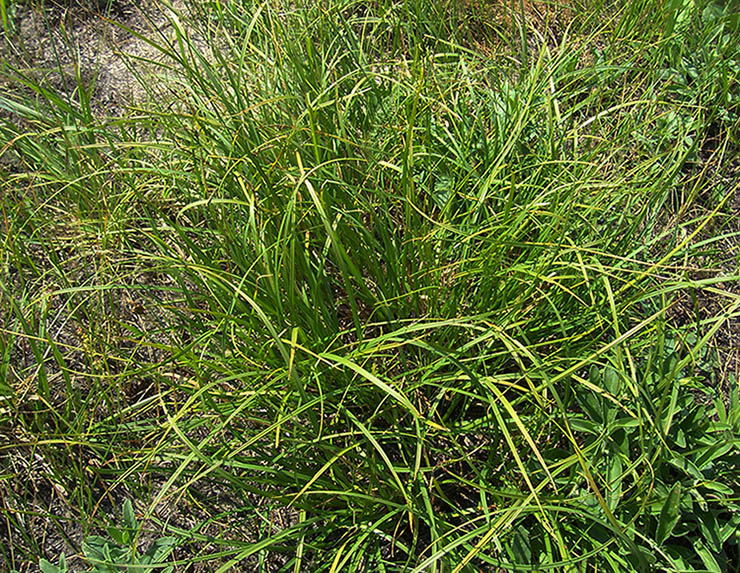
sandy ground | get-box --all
[1,0,181,116]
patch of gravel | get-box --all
[1,0,185,116]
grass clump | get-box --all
[1,0,740,570]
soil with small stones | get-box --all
[1,0,177,115]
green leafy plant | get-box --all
[39,500,177,573]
